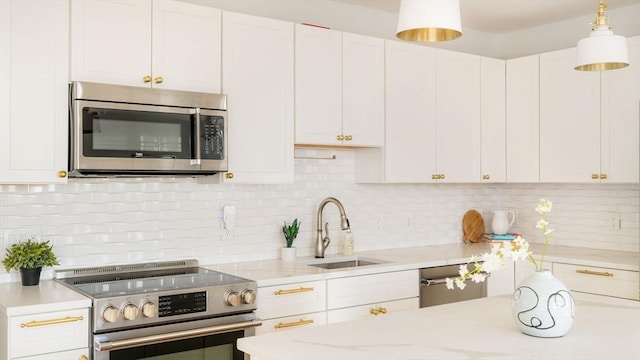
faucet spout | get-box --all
[315,197,351,258]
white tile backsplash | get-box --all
[0,148,638,283]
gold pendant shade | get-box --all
[396,0,462,43]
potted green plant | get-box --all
[281,218,300,262]
[2,238,60,286]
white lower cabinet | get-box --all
[326,270,419,324]
[327,298,418,323]
[553,262,639,301]
[1,307,89,360]
[255,280,326,335]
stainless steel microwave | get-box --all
[68,81,227,177]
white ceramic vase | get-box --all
[512,269,575,337]
[281,247,296,262]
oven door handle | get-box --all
[94,320,262,352]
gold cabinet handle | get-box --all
[225,172,234,179]
[600,173,607,180]
[482,174,490,180]
[154,76,164,84]
[57,170,67,178]
[142,75,152,83]
[345,135,353,141]
[274,318,314,329]
[21,316,83,328]
[576,269,614,277]
[591,173,599,180]
[369,307,387,315]
[274,286,314,296]
[337,135,345,141]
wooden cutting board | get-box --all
[462,210,485,243]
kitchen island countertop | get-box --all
[237,293,640,360]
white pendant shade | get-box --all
[396,0,462,43]
[575,0,629,71]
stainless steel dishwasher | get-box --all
[420,264,488,307]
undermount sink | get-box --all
[307,257,384,269]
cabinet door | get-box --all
[0,0,69,184]
[327,270,418,310]
[342,32,385,147]
[71,0,152,87]
[540,47,600,182]
[294,24,342,145]
[222,12,294,183]
[152,0,221,93]
[600,36,640,183]
[435,49,481,182]
[506,55,540,183]
[383,40,436,183]
[326,298,418,324]
[256,280,326,319]
[480,57,506,183]
[9,308,89,359]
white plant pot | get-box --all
[512,269,575,337]
[281,247,297,262]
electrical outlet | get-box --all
[514,209,520,225]
[608,212,621,231]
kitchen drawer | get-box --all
[256,311,326,335]
[15,347,89,360]
[327,270,419,310]
[553,263,639,300]
[9,308,89,359]
[327,298,418,324]
[256,280,326,319]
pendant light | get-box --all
[575,0,629,71]
[396,0,462,43]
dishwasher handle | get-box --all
[421,273,490,287]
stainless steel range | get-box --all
[55,259,260,360]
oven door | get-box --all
[93,314,261,360]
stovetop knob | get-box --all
[102,305,119,323]
[122,303,139,321]
[225,290,241,306]
[241,289,256,305]
[141,301,157,318]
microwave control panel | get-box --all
[200,116,225,159]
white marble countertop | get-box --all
[0,280,91,316]
[209,243,639,286]
[238,293,640,360]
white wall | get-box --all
[1,148,637,283]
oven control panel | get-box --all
[158,291,207,317]
[92,283,258,333]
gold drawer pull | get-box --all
[274,287,314,295]
[369,307,387,315]
[576,269,614,277]
[274,319,314,329]
[21,315,83,328]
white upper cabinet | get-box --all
[0,0,69,184]
[294,27,384,147]
[540,47,601,183]
[480,57,506,183]
[506,54,540,183]
[540,40,639,184]
[294,24,342,145]
[71,0,221,93]
[600,36,640,183]
[356,39,436,183]
[221,11,294,184]
[342,32,385,147]
[435,49,482,183]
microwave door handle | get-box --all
[191,108,201,166]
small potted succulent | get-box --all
[281,218,300,262]
[2,238,60,286]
